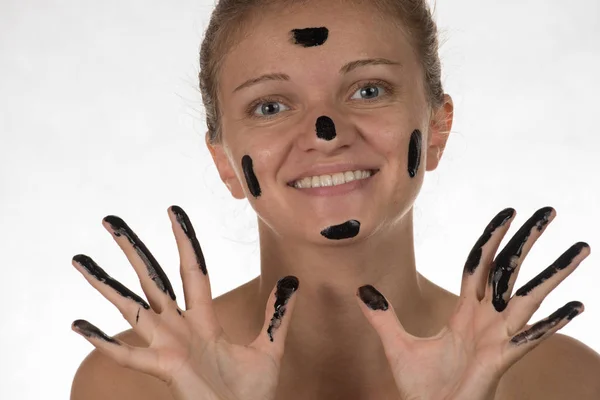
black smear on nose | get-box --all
[488,206,554,312]
[510,301,582,345]
[290,27,328,47]
[73,319,120,345]
[73,253,150,312]
[170,205,208,275]
[515,242,588,297]
[316,116,336,140]
[407,129,422,178]
[320,220,360,240]
[358,285,389,311]
[267,276,299,342]
[242,155,262,198]
[463,208,515,275]
[102,215,177,301]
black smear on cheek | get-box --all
[102,216,177,301]
[463,208,515,275]
[73,320,120,345]
[267,276,299,342]
[358,285,389,311]
[489,207,553,312]
[515,242,588,297]
[510,301,582,346]
[73,254,151,311]
[320,220,360,240]
[290,27,328,47]
[407,129,422,178]
[170,205,208,275]
[316,116,336,140]
[242,155,261,198]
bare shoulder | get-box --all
[69,281,252,400]
[496,333,600,400]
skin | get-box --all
[206,0,454,397]
[71,1,600,399]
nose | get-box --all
[295,111,358,154]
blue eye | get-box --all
[246,80,394,119]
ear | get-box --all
[425,94,454,172]
[205,132,247,200]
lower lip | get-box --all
[288,171,379,196]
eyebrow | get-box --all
[232,58,402,94]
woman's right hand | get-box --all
[71,205,299,400]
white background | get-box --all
[1,0,599,398]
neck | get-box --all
[246,208,443,397]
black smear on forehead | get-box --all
[316,116,336,140]
[290,27,329,47]
[407,129,422,178]
[320,220,360,240]
[242,155,262,198]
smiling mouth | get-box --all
[287,169,380,189]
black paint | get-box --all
[358,285,389,311]
[463,208,515,275]
[320,220,360,240]
[267,276,299,342]
[407,129,422,178]
[73,253,150,311]
[515,242,588,296]
[102,215,177,301]
[241,155,261,198]
[170,205,207,275]
[316,116,336,140]
[290,27,328,47]
[73,319,120,345]
[488,207,554,312]
[136,308,140,324]
[510,301,582,345]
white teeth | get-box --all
[293,169,373,189]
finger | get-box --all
[484,206,556,312]
[504,242,590,335]
[168,205,210,312]
[72,254,158,343]
[72,319,164,380]
[460,207,516,301]
[355,285,413,362]
[503,301,583,365]
[251,276,299,362]
[103,215,177,314]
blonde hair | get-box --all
[199,0,445,145]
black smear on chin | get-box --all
[407,129,422,178]
[488,207,554,312]
[242,155,262,198]
[267,276,299,342]
[320,220,360,240]
[463,208,515,275]
[102,216,177,301]
[170,205,208,275]
[73,253,151,311]
[316,116,336,140]
[290,27,328,47]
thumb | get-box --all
[250,276,300,361]
[356,285,412,360]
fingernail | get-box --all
[358,285,389,311]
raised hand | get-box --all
[356,207,590,400]
[71,206,299,400]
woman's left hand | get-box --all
[356,207,590,400]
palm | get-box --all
[357,207,589,400]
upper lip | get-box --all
[287,163,380,185]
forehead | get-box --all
[220,1,418,97]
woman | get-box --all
[69,0,600,399]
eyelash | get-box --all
[244,79,396,120]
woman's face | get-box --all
[208,0,452,244]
